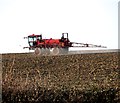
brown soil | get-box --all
[2,52,120,103]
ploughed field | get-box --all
[2,52,120,103]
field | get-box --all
[2,51,120,103]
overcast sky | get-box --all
[0,0,119,53]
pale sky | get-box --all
[0,0,119,53]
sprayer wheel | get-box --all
[44,48,50,55]
[61,48,68,54]
[51,47,60,55]
[34,48,41,55]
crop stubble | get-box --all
[2,52,120,102]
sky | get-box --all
[0,0,119,53]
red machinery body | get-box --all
[41,39,61,46]
[27,33,72,49]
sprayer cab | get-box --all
[28,34,43,48]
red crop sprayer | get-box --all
[24,33,106,55]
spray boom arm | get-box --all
[71,42,107,48]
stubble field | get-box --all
[2,51,120,103]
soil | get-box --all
[2,52,120,103]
